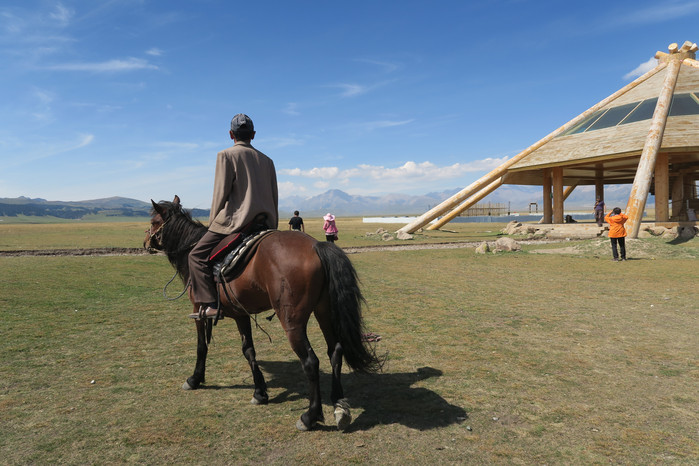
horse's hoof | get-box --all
[296,419,310,431]
[250,396,266,405]
[182,380,194,390]
[334,403,352,431]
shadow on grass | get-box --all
[206,361,468,432]
[666,236,694,245]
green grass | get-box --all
[0,217,507,250]
[1,223,697,464]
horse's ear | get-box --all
[151,199,165,217]
[173,195,181,206]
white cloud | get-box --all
[283,102,300,116]
[152,141,201,151]
[279,158,509,185]
[280,166,340,178]
[278,181,307,198]
[49,3,73,26]
[354,58,399,73]
[46,57,158,72]
[262,136,305,148]
[614,1,699,26]
[370,119,414,129]
[335,83,367,97]
[623,57,657,80]
[75,133,94,148]
[145,47,163,56]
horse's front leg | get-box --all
[234,316,269,405]
[182,318,208,390]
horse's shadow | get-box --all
[203,361,468,432]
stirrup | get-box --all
[188,306,223,320]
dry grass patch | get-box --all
[1,225,697,464]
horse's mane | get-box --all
[153,201,207,282]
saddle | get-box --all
[211,229,276,282]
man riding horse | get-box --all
[188,113,278,319]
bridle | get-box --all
[144,217,168,252]
[144,216,193,300]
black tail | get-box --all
[314,242,381,373]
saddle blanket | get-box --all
[212,230,275,282]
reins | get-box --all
[220,279,273,343]
[163,271,190,301]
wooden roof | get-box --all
[505,58,699,186]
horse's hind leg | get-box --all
[315,299,352,431]
[183,318,208,390]
[234,316,268,405]
[286,328,324,431]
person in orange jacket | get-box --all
[605,207,629,261]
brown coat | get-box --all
[208,141,278,234]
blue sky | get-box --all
[1,0,698,210]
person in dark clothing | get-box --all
[594,197,605,227]
[288,210,304,232]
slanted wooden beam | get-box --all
[396,61,667,234]
[625,56,683,237]
[563,184,577,201]
[427,177,504,230]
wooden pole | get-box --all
[553,167,564,223]
[654,152,669,222]
[427,177,504,230]
[625,57,682,237]
[595,164,604,202]
[396,62,667,234]
[543,168,552,224]
[671,173,685,219]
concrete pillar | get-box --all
[552,167,564,223]
[626,57,682,237]
[654,152,670,222]
[543,168,553,224]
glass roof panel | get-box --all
[669,93,699,116]
[556,93,699,137]
[620,98,657,124]
[586,102,639,130]
[560,110,605,136]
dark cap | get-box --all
[231,113,254,133]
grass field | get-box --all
[1,221,697,464]
[0,217,506,250]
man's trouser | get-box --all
[188,230,227,305]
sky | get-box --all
[1,0,699,211]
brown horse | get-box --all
[144,196,380,431]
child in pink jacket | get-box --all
[323,213,338,243]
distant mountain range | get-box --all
[0,185,635,220]
[278,188,464,217]
[0,196,207,220]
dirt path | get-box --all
[0,240,560,257]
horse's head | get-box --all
[143,195,182,252]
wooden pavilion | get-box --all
[398,41,699,238]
